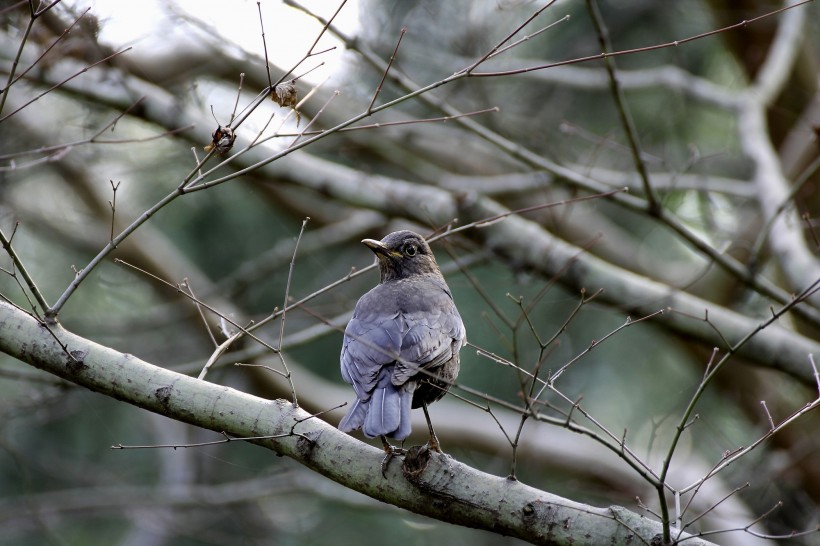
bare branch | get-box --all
[368,27,406,113]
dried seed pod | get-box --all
[272,81,301,126]
[204,125,236,154]
[272,82,297,108]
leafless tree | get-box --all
[1,1,818,545]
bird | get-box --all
[338,230,466,466]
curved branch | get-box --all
[0,300,717,546]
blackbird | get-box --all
[338,230,466,460]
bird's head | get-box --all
[362,230,442,282]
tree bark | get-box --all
[0,300,717,545]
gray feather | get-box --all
[338,231,466,440]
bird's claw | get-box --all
[380,444,407,478]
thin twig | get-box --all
[804,212,820,249]
[277,218,311,405]
[234,362,288,379]
[678,483,750,538]
[108,180,120,244]
[111,430,308,450]
[586,0,660,212]
[458,0,558,75]
[287,92,338,149]
[760,400,775,430]
[270,107,500,137]
[1,47,132,123]
[0,99,192,163]
[368,28,406,113]
[0,5,88,111]
[257,2,274,92]
[113,259,279,355]
[230,73,245,125]
[469,0,814,77]
[488,16,571,62]
[182,278,219,348]
[547,310,664,384]
[678,446,741,521]
[0,223,49,314]
[659,278,820,537]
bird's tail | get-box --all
[338,398,367,433]
[339,380,414,440]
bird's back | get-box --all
[339,273,465,439]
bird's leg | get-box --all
[422,402,442,453]
[380,435,406,477]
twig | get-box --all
[0,99,192,163]
[429,188,628,244]
[486,15,571,62]
[1,47,132,123]
[198,322,258,382]
[678,483,750,538]
[518,239,603,330]
[0,0,65,117]
[585,0,659,213]
[545,290,599,354]
[702,347,720,378]
[678,446,741,521]
[470,305,666,485]
[438,240,514,330]
[108,180,120,244]
[111,429,310,450]
[230,73,245,125]
[368,28,406,113]
[547,310,664,384]
[181,278,219,348]
[269,107,500,137]
[257,2,274,93]
[234,362,288,379]
[659,278,820,538]
[458,0,559,75]
[276,218,311,406]
[469,0,814,77]
[760,400,775,430]
[804,211,820,249]
[0,223,49,314]
[113,259,279,355]
[30,0,64,17]
[287,92,338,149]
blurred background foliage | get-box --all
[1,0,819,545]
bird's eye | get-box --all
[404,244,417,256]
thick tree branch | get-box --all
[0,299,717,546]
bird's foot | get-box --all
[421,404,446,457]
[425,433,444,455]
[380,437,406,478]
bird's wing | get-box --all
[392,280,466,386]
[340,278,465,394]
[340,293,404,400]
